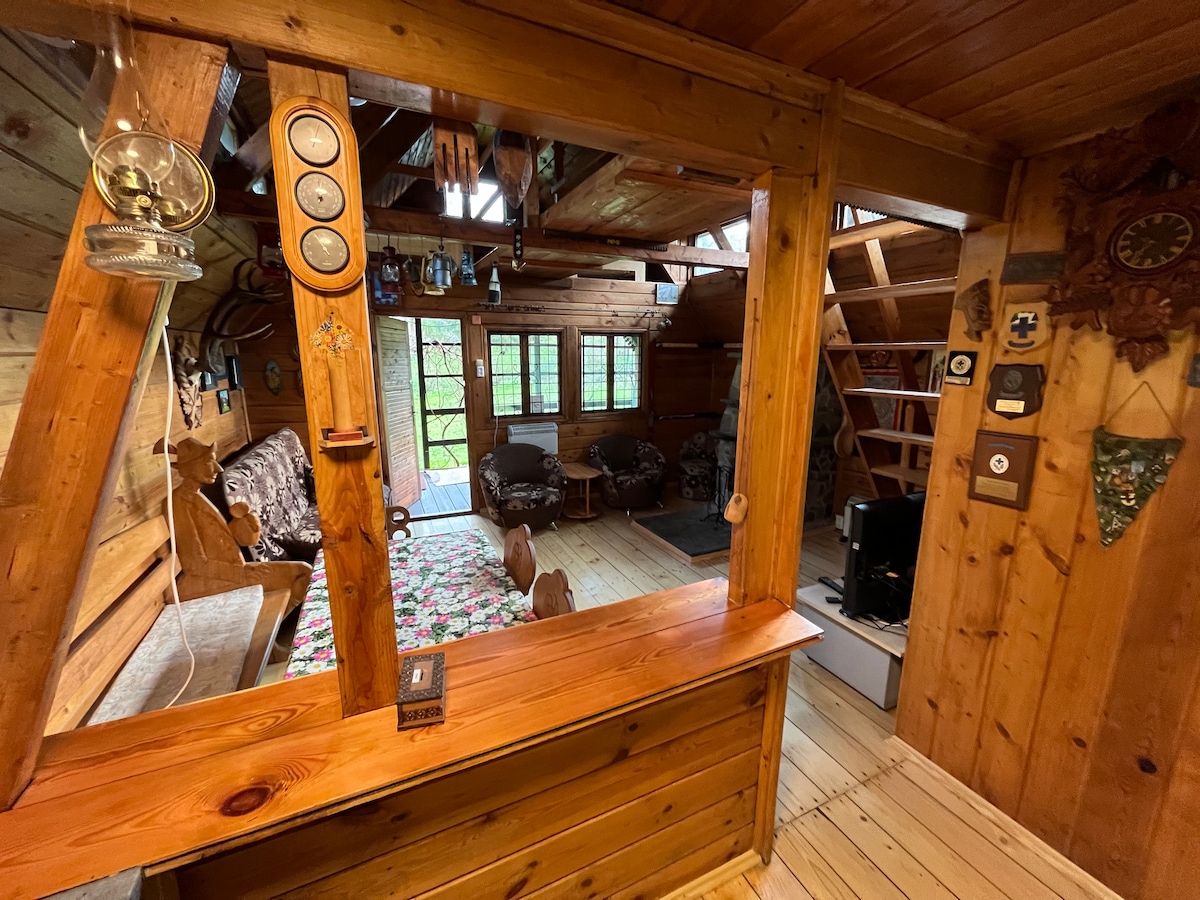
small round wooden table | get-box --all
[561,462,603,520]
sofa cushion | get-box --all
[500,483,562,510]
[278,504,322,562]
[220,428,316,561]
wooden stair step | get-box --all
[824,277,957,305]
[825,341,946,352]
[858,428,935,447]
[844,387,940,402]
[870,465,930,487]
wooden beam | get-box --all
[267,60,399,717]
[213,120,273,190]
[387,162,435,180]
[3,0,1013,223]
[827,217,928,250]
[824,277,957,304]
[708,225,734,252]
[359,108,433,202]
[728,86,842,617]
[615,169,752,200]
[218,189,750,269]
[0,31,230,810]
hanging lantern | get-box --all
[423,242,456,295]
[379,244,402,300]
[402,256,424,296]
[460,248,478,286]
[487,263,502,305]
[78,24,214,282]
[84,129,213,282]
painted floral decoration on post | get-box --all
[310,313,355,358]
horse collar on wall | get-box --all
[1050,99,1200,372]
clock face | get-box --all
[295,172,345,221]
[300,227,350,274]
[288,115,339,166]
[1112,211,1194,273]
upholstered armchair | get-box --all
[478,442,566,531]
[678,432,718,501]
[588,434,666,511]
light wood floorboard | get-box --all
[413,507,1116,900]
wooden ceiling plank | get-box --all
[950,17,1200,143]
[863,0,1130,108]
[540,155,631,229]
[808,0,1025,88]
[912,0,1200,123]
[749,0,908,71]
[360,109,434,203]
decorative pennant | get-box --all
[954,278,992,342]
[1003,305,1051,353]
[987,364,1046,419]
[943,350,977,386]
[1091,427,1182,546]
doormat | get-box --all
[630,507,731,565]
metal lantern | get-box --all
[84,130,214,282]
[256,223,288,278]
[423,242,456,295]
[379,244,402,300]
[460,248,478,286]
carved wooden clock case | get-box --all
[1050,99,1200,371]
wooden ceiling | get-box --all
[540,157,750,241]
[609,0,1200,152]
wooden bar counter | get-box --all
[0,579,820,898]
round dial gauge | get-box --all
[295,172,345,221]
[1112,211,1194,272]
[288,115,340,166]
[300,227,350,274]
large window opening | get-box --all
[488,331,562,417]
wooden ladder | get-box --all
[822,216,950,498]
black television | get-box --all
[842,491,926,623]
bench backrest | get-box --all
[45,515,175,734]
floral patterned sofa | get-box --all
[478,442,566,531]
[219,427,321,563]
[588,434,667,510]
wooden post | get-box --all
[267,61,399,716]
[728,87,842,608]
[0,32,230,810]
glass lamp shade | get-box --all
[85,130,215,281]
[379,245,402,298]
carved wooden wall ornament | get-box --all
[1050,99,1200,371]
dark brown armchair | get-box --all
[588,434,667,511]
[478,442,566,531]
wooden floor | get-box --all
[413,509,1117,900]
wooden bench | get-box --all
[45,515,290,735]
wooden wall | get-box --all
[237,297,312,455]
[897,146,1200,899]
[0,28,254,542]
[173,665,763,898]
[1,307,250,542]
[0,29,254,330]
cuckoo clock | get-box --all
[1050,100,1200,371]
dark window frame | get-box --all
[580,331,644,414]
[487,329,564,418]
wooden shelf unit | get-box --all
[822,218,950,498]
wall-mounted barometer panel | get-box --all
[269,96,366,292]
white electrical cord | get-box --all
[160,324,196,709]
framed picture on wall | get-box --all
[216,389,232,415]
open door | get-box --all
[374,316,422,507]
